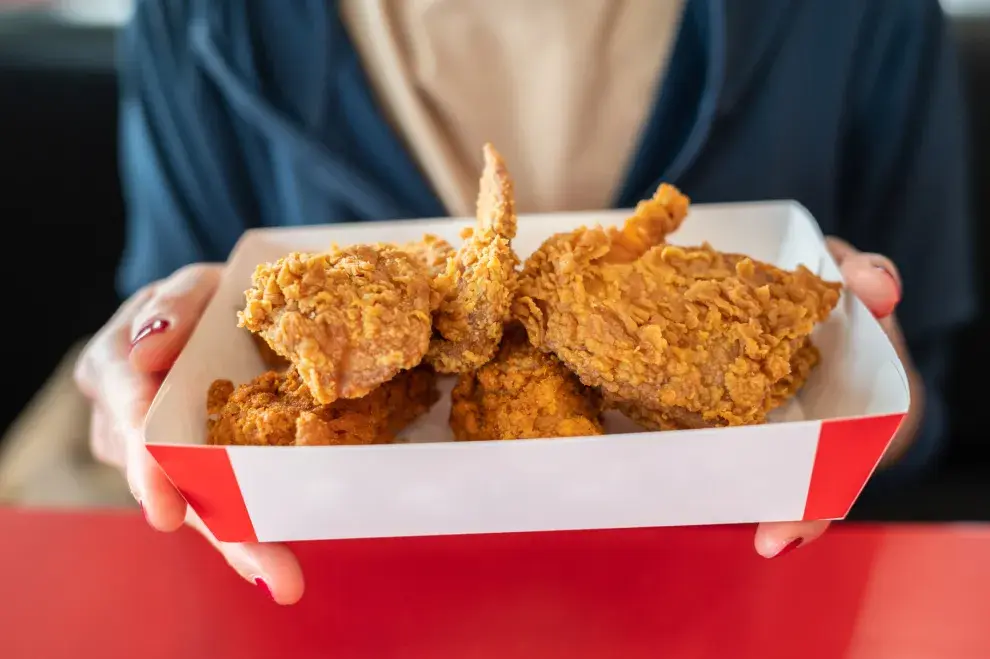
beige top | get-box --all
[339,0,685,216]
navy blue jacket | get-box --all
[117,0,976,478]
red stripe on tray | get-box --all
[147,445,258,542]
[802,414,905,521]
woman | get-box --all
[75,0,975,605]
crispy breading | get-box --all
[514,184,841,428]
[238,244,435,405]
[426,143,519,373]
[206,366,439,446]
[608,339,822,430]
[450,325,603,441]
[399,234,456,278]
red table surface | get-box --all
[1,509,989,659]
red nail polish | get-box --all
[255,577,274,600]
[773,538,803,558]
[131,318,170,348]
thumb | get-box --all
[826,238,902,320]
[839,252,901,320]
[129,264,222,373]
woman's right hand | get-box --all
[73,264,304,604]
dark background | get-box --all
[0,10,986,519]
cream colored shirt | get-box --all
[340,0,685,216]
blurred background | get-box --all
[0,0,987,517]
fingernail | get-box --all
[131,318,170,349]
[254,577,274,600]
[771,538,803,558]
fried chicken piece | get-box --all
[514,184,842,429]
[238,244,435,405]
[426,143,519,374]
[769,338,820,409]
[398,234,456,278]
[206,366,439,446]
[609,339,823,430]
[450,326,603,441]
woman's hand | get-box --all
[73,264,304,604]
[753,237,922,558]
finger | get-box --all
[825,236,858,265]
[89,404,125,468]
[754,520,831,558]
[839,252,902,320]
[186,508,305,605]
[94,357,186,531]
[127,435,187,532]
[129,264,222,374]
[74,288,154,398]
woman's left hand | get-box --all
[753,237,923,558]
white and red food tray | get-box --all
[145,201,909,543]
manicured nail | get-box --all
[131,318,170,348]
[772,538,803,558]
[254,577,274,600]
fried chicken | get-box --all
[768,338,820,410]
[426,143,519,374]
[450,325,604,441]
[238,244,435,405]
[514,184,842,429]
[399,234,456,278]
[608,339,822,431]
[206,366,439,446]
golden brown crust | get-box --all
[238,244,435,405]
[769,338,820,409]
[206,367,439,446]
[398,234,456,278]
[450,325,603,441]
[426,143,519,374]
[609,339,822,430]
[514,184,841,428]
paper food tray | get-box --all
[144,201,909,543]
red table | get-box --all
[1,509,989,659]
